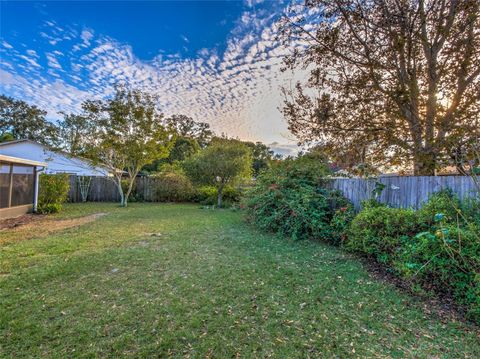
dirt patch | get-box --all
[0,214,47,230]
[0,213,107,244]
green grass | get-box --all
[1,203,479,358]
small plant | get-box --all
[37,174,70,214]
[345,190,480,322]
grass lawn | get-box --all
[1,203,479,358]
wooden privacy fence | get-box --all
[66,175,479,209]
[67,176,166,203]
[327,175,478,210]
[68,175,120,202]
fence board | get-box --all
[328,175,478,210]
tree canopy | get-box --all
[164,114,213,148]
[281,0,480,175]
[0,94,58,145]
[184,138,252,207]
[83,87,175,206]
[57,113,92,156]
[243,141,274,177]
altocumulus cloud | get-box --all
[0,3,306,155]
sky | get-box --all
[0,0,307,155]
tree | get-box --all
[0,132,14,143]
[142,136,200,173]
[184,138,252,207]
[165,114,213,147]
[244,141,274,176]
[57,113,92,156]
[0,95,58,145]
[280,0,480,175]
[83,87,175,207]
[168,136,201,163]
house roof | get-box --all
[0,139,102,167]
[0,139,120,175]
[0,139,35,147]
[0,154,47,167]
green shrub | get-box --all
[346,206,419,263]
[192,185,217,203]
[397,223,480,321]
[418,189,461,226]
[193,185,241,207]
[37,174,70,214]
[346,191,480,322]
[330,204,355,244]
[460,196,480,225]
[153,171,195,202]
[361,198,385,209]
[243,156,347,241]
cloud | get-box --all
[46,52,62,70]
[18,55,41,68]
[268,142,300,157]
[0,4,304,149]
[80,29,94,47]
[26,49,39,58]
[1,41,13,49]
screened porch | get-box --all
[0,154,46,219]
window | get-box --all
[0,163,10,209]
[11,165,34,206]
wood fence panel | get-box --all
[63,175,478,209]
[329,175,478,210]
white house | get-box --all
[0,140,109,176]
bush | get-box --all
[193,185,241,207]
[345,191,480,322]
[460,196,480,225]
[37,174,70,214]
[346,206,419,263]
[398,223,480,321]
[243,156,348,241]
[330,204,355,244]
[418,189,461,226]
[153,171,195,202]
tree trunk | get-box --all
[413,149,436,176]
[123,176,137,208]
[217,184,224,208]
[115,176,126,207]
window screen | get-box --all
[11,165,34,207]
[0,163,10,208]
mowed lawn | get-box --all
[1,204,479,358]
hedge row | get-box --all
[243,158,480,322]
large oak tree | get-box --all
[281,0,480,175]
